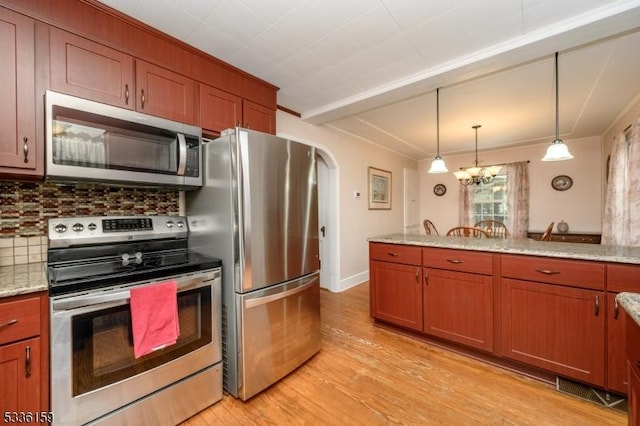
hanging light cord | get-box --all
[554,51,559,141]
[436,88,441,157]
[473,124,480,167]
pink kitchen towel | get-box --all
[130,280,180,359]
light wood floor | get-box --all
[182,282,625,425]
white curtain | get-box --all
[458,184,473,226]
[506,161,530,238]
[602,117,640,246]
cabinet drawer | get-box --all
[0,296,41,346]
[369,243,421,266]
[501,255,604,290]
[423,248,493,275]
[608,264,640,292]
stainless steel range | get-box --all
[47,216,223,426]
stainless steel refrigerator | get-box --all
[186,127,321,400]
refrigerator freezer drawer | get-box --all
[237,273,321,400]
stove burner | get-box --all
[143,253,195,268]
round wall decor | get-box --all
[433,183,447,196]
[551,175,573,191]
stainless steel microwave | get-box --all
[45,91,202,189]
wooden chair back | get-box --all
[423,219,439,235]
[474,220,508,239]
[540,222,554,241]
[446,226,490,238]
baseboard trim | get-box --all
[338,271,369,292]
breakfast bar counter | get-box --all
[368,233,640,264]
[368,233,640,398]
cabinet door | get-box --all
[0,8,36,171]
[242,100,275,135]
[0,338,40,412]
[200,84,241,134]
[607,293,627,394]
[136,60,196,125]
[501,279,605,386]
[50,27,134,109]
[424,268,493,352]
[629,363,640,426]
[370,260,422,331]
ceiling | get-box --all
[97,0,640,160]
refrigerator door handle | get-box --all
[244,277,317,308]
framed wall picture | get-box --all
[368,167,391,210]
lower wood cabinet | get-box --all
[501,278,605,387]
[626,304,640,425]
[370,260,422,332]
[0,292,48,414]
[628,363,640,426]
[423,268,493,352]
[369,243,637,394]
[607,292,628,394]
[0,337,41,412]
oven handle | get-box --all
[52,269,220,312]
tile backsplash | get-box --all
[1,181,180,265]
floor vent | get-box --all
[556,377,627,413]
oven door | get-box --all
[50,269,220,426]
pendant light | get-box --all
[542,52,574,161]
[428,88,448,173]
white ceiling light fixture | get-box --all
[542,52,574,162]
[454,125,502,185]
[428,88,448,174]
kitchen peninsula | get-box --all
[368,233,640,398]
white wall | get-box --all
[277,111,418,291]
[418,136,603,234]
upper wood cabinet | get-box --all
[50,27,134,109]
[200,84,241,134]
[200,84,276,135]
[135,60,196,125]
[0,7,37,174]
[50,27,197,125]
[243,100,275,135]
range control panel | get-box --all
[48,216,187,248]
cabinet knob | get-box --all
[141,89,145,108]
[125,83,130,105]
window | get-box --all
[472,175,507,224]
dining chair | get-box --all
[474,220,508,239]
[540,222,555,241]
[446,226,490,238]
[423,219,439,235]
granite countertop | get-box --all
[617,293,640,327]
[0,262,48,298]
[369,233,640,264]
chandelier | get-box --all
[453,125,502,185]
